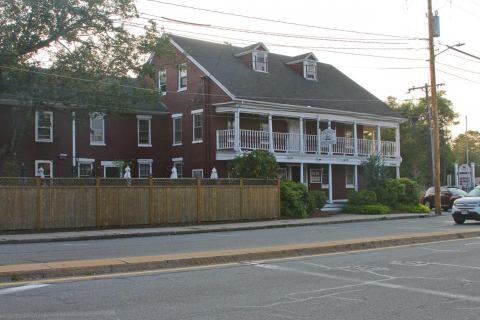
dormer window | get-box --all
[253,51,268,72]
[304,61,317,80]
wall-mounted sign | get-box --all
[320,128,337,145]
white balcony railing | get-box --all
[216,129,398,158]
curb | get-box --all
[0,214,428,245]
[0,227,476,283]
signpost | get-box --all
[458,164,472,190]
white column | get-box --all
[299,117,304,154]
[471,162,476,187]
[316,116,321,156]
[395,124,401,158]
[328,164,333,203]
[396,166,400,178]
[353,122,358,157]
[328,120,333,155]
[300,162,304,184]
[454,163,459,187]
[234,110,240,151]
[354,165,358,191]
[72,112,76,169]
[377,125,381,154]
[268,113,274,153]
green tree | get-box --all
[361,154,389,191]
[0,0,170,160]
[228,150,279,179]
[453,131,480,165]
[387,91,458,187]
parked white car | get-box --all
[452,186,480,224]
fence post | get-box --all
[35,177,42,230]
[240,179,244,219]
[196,178,202,224]
[149,177,154,225]
[95,177,100,228]
[277,179,281,219]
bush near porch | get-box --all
[344,178,429,214]
[280,181,327,218]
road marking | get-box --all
[247,262,480,304]
[0,284,50,295]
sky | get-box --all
[135,0,480,137]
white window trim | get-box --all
[192,169,204,178]
[137,115,152,147]
[89,113,106,146]
[35,160,53,177]
[309,169,322,184]
[303,61,317,81]
[158,68,167,96]
[177,64,187,92]
[191,109,203,144]
[138,159,153,178]
[101,161,122,178]
[172,158,183,178]
[345,166,355,189]
[77,159,94,178]
[172,114,183,146]
[252,51,268,73]
[35,111,53,143]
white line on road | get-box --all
[246,262,480,304]
[0,284,50,295]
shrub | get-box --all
[361,154,389,191]
[376,179,404,207]
[394,203,430,213]
[347,190,377,206]
[280,181,310,218]
[397,178,420,205]
[308,190,327,210]
[344,204,391,215]
[228,150,278,179]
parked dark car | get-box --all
[421,187,468,210]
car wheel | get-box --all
[453,216,466,224]
[424,201,432,209]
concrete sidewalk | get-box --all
[0,213,427,244]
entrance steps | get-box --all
[322,201,346,213]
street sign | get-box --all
[458,164,472,190]
[320,128,337,145]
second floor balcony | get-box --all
[216,129,399,159]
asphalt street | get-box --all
[2,237,480,319]
[1,213,479,265]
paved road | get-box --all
[0,213,479,265]
[2,237,480,319]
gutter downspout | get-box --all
[72,112,76,176]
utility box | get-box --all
[433,15,440,37]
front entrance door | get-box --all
[290,165,300,182]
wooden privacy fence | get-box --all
[0,178,280,231]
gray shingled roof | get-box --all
[169,35,402,119]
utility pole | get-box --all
[466,115,469,164]
[408,83,444,187]
[427,0,442,215]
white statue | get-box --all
[170,166,178,179]
[123,165,131,179]
[210,167,218,179]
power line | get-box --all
[436,62,480,76]
[142,0,424,40]
[437,68,480,84]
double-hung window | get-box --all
[35,160,53,178]
[35,111,53,142]
[138,159,153,178]
[137,115,152,147]
[310,169,322,184]
[90,113,105,145]
[78,159,94,177]
[172,114,182,146]
[192,169,203,178]
[303,61,317,80]
[252,51,268,72]
[158,68,167,95]
[178,64,187,91]
[191,109,203,143]
[173,158,183,178]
